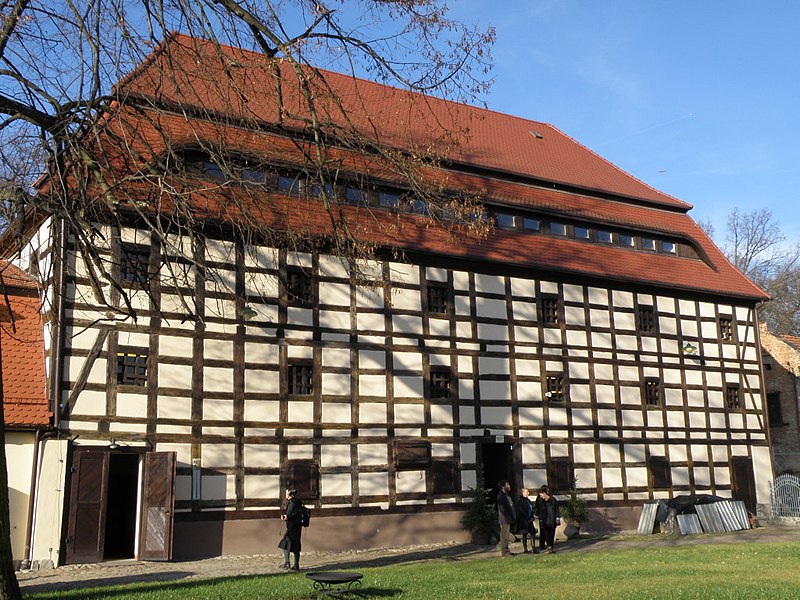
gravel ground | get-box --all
[17,524,800,595]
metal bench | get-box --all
[306,571,364,597]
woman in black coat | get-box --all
[515,487,535,553]
[534,484,560,553]
[279,489,303,570]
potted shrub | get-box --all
[462,474,497,544]
[560,478,588,539]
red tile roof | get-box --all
[0,261,49,428]
[109,34,766,302]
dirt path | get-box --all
[18,525,800,595]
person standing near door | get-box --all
[496,479,516,557]
[279,489,303,570]
[515,487,536,553]
[534,484,560,554]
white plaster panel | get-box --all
[287,307,313,327]
[357,312,385,331]
[356,286,384,309]
[320,281,351,307]
[479,356,509,375]
[618,385,639,405]
[614,312,636,331]
[617,366,638,383]
[621,410,643,428]
[395,471,426,493]
[518,406,543,426]
[394,403,424,423]
[67,355,107,386]
[456,356,473,375]
[481,405,512,426]
[515,359,539,378]
[548,407,568,426]
[244,475,280,499]
[201,474,233,500]
[475,274,505,295]
[316,255,348,279]
[71,391,106,416]
[203,398,233,421]
[393,352,423,371]
[561,283,582,303]
[321,445,351,468]
[359,350,385,369]
[321,348,349,369]
[601,468,623,488]
[322,402,351,423]
[616,335,637,351]
[429,319,450,337]
[515,326,538,343]
[566,330,588,348]
[203,339,232,362]
[568,362,590,381]
[204,367,233,393]
[698,302,717,318]
[563,306,585,327]
[667,411,685,428]
[359,472,389,497]
[392,315,423,335]
[590,309,610,328]
[538,280,557,294]
[728,413,745,430]
[319,309,350,330]
[480,380,511,400]
[612,290,634,308]
[358,444,387,466]
[543,328,562,345]
[160,335,194,358]
[388,262,419,284]
[359,403,387,423]
[572,407,593,428]
[689,412,706,428]
[597,409,617,428]
[627,467,648,487]
[156,395,191,420]
[430,404,454,424]
[322,473,352,497]
[458,379,474,400]
[244,399,279,422]
[392,288,422,312]
[572,443,595,464]
[454,295,471,317]
[452,271,470,291]
[510,277,534,298]
[287,400,314,423]
[592,332,612,349]
[159,363,193,389]
[511,300,537,322]
[429,354,449,367]
[244,370,279,394]
[203,443,235,468]
[244,444,280,468]
[394,375,423,398]
[476,297,507,320]
[359,374,387,397]
[523,444,546,464]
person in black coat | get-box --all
[279,489,303,570]
[515,487,536,553]
[534,484,560,553]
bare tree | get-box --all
[0,2,495,596]
[719,208,800,335]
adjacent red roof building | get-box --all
[0,261,49,428]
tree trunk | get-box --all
[0,335,22,600]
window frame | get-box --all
[285,267,315,307]
[120,242,151,286]
[428,366,454,400]
[643,377,662,408]
[287,360,314,396]
[767,392,783,426]
[725,383,742,412]
[116,347,148,387]
[539,294,561,325]
[718,316,734,341]
[636,305,657,334]
[545,373,566,402]
[547,457,574,493]
[285,459,320,500]
[426,282,451,315]
[649,456,672,489]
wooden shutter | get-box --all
[649,457,672,489]
[547,457,573,493]
[287,460,319,501]
[139,451,176,561]
[394,441,432,470]
[65,449,109,564]
[431,460,459,495]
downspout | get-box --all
[22,429,59,569]
[49,216,67,432]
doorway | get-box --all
[103,453,140,559]
[481,442,515,507]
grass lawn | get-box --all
[24,541,800,599]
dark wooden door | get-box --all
[731,456,757,514]
[65,449,110,564]
[138,451,176,561]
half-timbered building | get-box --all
[6,34,774,565]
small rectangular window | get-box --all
[394,440,432,470]
[378,191,399,209]
[597,230,613,244]
[522,217,541,231]
[241,168,267,184]
[285,268,314,306]
[661,241,677,254]
[643,377,661,407]
[725,384,741,411]
[574,226,590,239]
[767,392,782,426]
[495,213,515,228]
[549,222,567,236]
[427,283,450,315]
[411,197,429,214]
[619,234,635,247]
[429,367,453,400]
[346,187,369,205]
[719,316,734,341]
[309,181,334,198]
[546,374,565,402]
[288,362,314,396]
[649,457,672,489]
[202,161,225,180]
[120,243,151,285]
[277,175,302,194]
[637,306,657,334]
[641,237,657,251]
[540,294,560,324]
[117,349,148,387]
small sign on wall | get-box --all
[191,458,202,501]
[495,435,504,444]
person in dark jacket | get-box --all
[279,489,303,570]
[534,484,560,553]
[496,479,516,556]
[515,487,536,553]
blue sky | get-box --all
[450,1,800,243]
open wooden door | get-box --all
[65,449,110,564]
[138,451,176,561]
